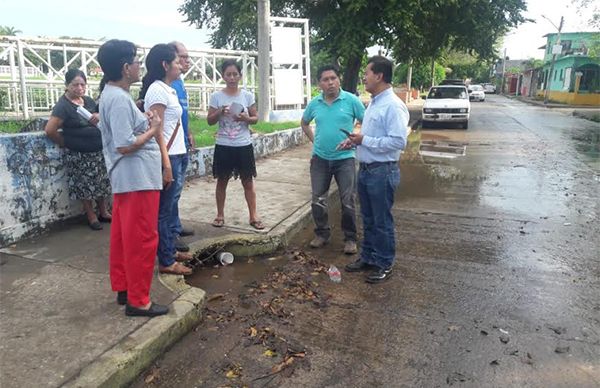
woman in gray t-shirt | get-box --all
[206,60,265,230]
[97,39,167,318]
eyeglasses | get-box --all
[179,55,190,61]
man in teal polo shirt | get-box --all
[301,65,365,254]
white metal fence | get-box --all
[0,36,258,119]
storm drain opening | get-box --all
[419,140,467,159]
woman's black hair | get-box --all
[64,68,87,86]
[139,43,177,100]
[97,39,137,92]
[220,59,242,75]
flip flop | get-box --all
[212,218,224,227]
[175,251,193,262]
[159,262,192,275]
[249,220,265,230]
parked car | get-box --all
[468,84,485,101]
[422,85,470,129]
[482,83,496,93]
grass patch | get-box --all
[0,120,29,134]
[188,114,299,147]
[0,114,300,144]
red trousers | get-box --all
[110,190,160,307]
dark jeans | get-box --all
[357,162,400,269]
[310,155,357,242]
[171,153,189,236]
[157,154,187,267]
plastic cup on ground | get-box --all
[218,252,234,266]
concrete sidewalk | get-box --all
[1,101,423,388]
[0,144,316,388]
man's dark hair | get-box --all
[317,65,340,81]
[367,56,393,84]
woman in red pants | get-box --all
[97,39,169,317]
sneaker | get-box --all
[343,240,358,254]
[309,236,329,248]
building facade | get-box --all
[537,32,600,105]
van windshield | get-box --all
[428,87,467,99]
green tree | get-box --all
[179,0,527,93]
[572,0,599,29]
[393,61,445,90]
[0,26,22,35]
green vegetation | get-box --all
[188,114,299,147]
[394,62,446,90]
[0,114,300,143]
[0,120,29,134]
[179,0,528,93]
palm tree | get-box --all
[0,26,22,36]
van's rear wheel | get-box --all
[462,121,469,130]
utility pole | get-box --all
[543,15,564,105]
[406,58,413,103]
[500,48,507,94]
[257,0,270,122]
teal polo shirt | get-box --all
[302,89,365,160]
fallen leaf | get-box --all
[249,327,258,337]
[207,293,225,302]
[448,325,460,332]
[225,370,239,379]
[212,275,219,279]
[263,349,277,357]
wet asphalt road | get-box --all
[134,95,599,387]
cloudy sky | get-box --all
[2,0,594,59]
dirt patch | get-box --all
[136,250,333,387]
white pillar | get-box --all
[16,39,30,119]
[257,0,270,122]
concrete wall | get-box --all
[0,125,308,246]
[535,90,600,105]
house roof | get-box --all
[542,31,599,37]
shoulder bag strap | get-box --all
[166,121,180,151]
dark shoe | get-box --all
[366,267,393,284]
[117,291,127,305]
[179,226,195,236]
[88,220,103,231]
[98,215,112,223]
[175,237,190,252]
[309,236,329,248]
[125,303,169,317]
[345,259,374,272]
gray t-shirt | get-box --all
[209,89,255,147]
[99,84,162,194]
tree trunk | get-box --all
[430,58,435,88]
[342,55,362,94]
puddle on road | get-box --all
[186,253,287,295]
[571,125,600,168]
